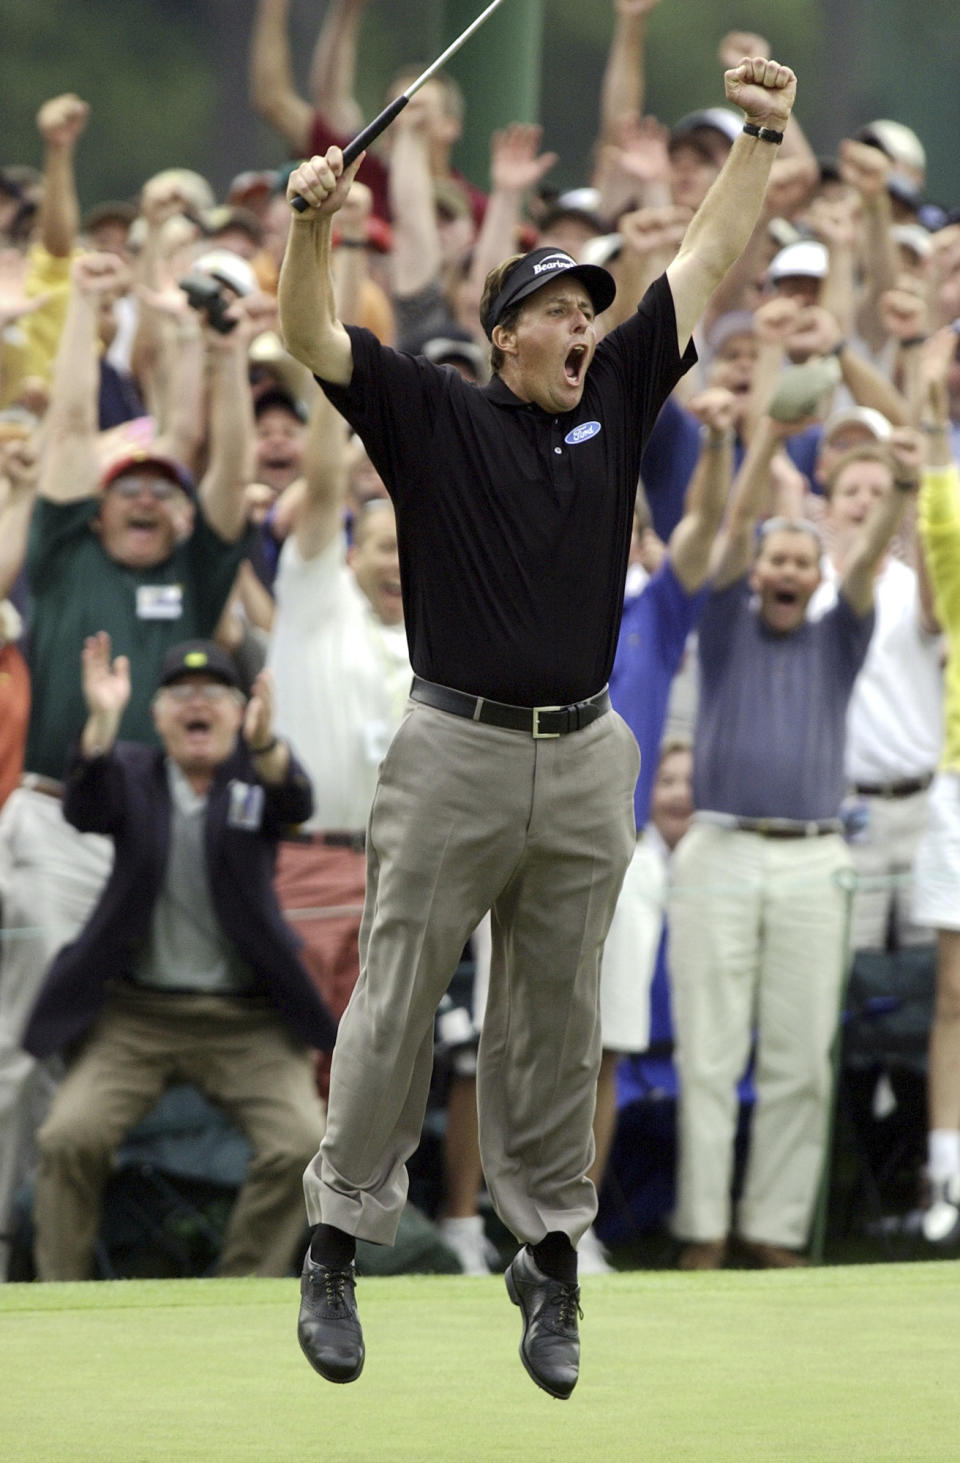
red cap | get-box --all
[100,448,194,495]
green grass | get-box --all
[3,1265,958,1462]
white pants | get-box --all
[668,822,851,1250]
[599,836,666,1052]
[847,787,933,949]
[0,788,112,1277]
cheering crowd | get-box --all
[2,1,960,1343]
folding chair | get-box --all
[825,945,935,1257]
[93,1083,252,1279]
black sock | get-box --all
[309,1223,356,1269]
[530,1232,577,1284]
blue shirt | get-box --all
[693,577,874,820]
[640,398,822,541]
[609,560,706,828]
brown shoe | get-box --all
[739,1240,808,1269]
[677,1240,727,1271]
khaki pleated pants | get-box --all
[303,698,639,1248]
[34,985,325,1280]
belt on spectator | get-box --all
[852,772,934,799]
[410,676,610,738]
[733,817,842,839]
[286,829,366,853]
[20,772,64,800]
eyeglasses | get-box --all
[108,474,180,501]
[161,682,238,704]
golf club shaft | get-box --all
[290,0,509,213]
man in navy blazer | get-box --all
[23,634,335,1280]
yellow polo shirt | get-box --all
[919,462,960,770]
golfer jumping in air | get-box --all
[279,54,797,1399]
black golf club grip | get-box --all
[290,95,409,213]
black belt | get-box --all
[410,676,610,738]
[853,773,934,799]
[734,817,842,839]
[285,829,366,852]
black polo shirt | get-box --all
[318,273,695,705]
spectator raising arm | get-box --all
[35,93,89,260]
[291,388,350,563]
[668,386,735,590]
[307,0,371,138]
[198,297,260,544]
[710,411,809,588]
[78,630,130,759]
[599,0,662,142]
[0,436,39,599]
[468,125,557,316]
[40,252,130,505]
[250,0,314,157]
[840,427,922,615]
[389,92,443,301]
[837,138,899,355]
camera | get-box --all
[179,273,237,334]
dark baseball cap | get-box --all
[158,640,241,690]
[480,247,617,340]
[253,385,308,423]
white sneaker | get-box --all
[922,1173,960,1245]
[577,1225,614,1275]
[437,1216,497,1275]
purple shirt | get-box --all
[693,577,874,821]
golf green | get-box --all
[3,1264,956,1461]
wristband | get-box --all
[893,479,918,493]
[250,736,279,756]
[336,238,367,250]
[827,340,848,358]
[899,335,928,349]
[699,425,734,448]
[742,122,785,145]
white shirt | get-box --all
[268,533,411,830]
[809,556,943,783]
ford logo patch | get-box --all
[564,420,602,446]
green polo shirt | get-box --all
[25,498,248,779]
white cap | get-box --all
[554,186,602,215]
[671,107,742,145]
[891,223,933,259]
[768,240,829,282]
[193,249,257,297]
[580,233,623,268]
[822,406,892,443]
[858,120,926,176]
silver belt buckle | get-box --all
[532,705,561,739]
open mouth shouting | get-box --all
[565,343,588,387]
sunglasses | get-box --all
[161,682,238,704]
[108,474,181,501]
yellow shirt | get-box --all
[919,462,960,770]
[0,244,73,408]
